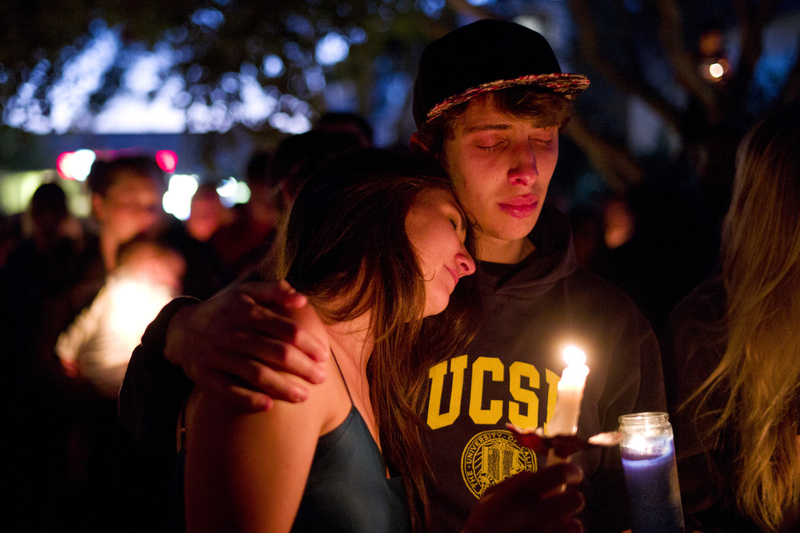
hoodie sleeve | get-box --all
[119,296,198,453]
[585,285,667,533]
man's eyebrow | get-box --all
[463,123,512,134]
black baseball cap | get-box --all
[412,19,589,128]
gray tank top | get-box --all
[291,351,411,532]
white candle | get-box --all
[547,346,589,437]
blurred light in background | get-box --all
[262,55,285,78]
[56,149,97,181]
[304,66,327,92]
[155,149,179,173]
[5,29,118,135]
[163,174,198,220]
[4,29,314,136]
[316,32,350,66]
[699,57,730,83]
[216,177,250,207]
[269,112,311,134]
[514,15,545,35]
[191,8,225,30]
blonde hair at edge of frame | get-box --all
[689,101,800,532]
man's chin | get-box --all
[495,219,540,241]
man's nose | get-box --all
[137,204,164,226]
[508,142,538,186]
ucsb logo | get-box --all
[460,429,538,498]
[426,354,560,431]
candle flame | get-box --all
[627,435,648,453]
[563,345,586,366]
[709,62,724,78]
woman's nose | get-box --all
[457,247,476,277]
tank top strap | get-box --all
[330,350,355,406]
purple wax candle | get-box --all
[619,413,684,533]
[621,439,684,533]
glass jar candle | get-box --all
[619,412,685,533]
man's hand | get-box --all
[164,280,329,411]
[462,463,585,533]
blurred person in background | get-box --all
[568,203,605,270]
[43,156,178,533]
[209,150,280,281]
[87,156,168,271]
[51,233,187,533]
[211,128,369,285]
[2,154,218,532]
[30,155,174,367]
[316,111,375,148]
[69,154,222,308]
[663,101,800,533]
[57,234,186,399]
[271,128,368,209]
[210,123,372,284]
[601,195,636,250]
[0,181,86,531]
[185,183,230,243]
[23,181,83,251]
[1,182,84,372]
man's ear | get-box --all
[409,132,430,156]
[91,193,106,222]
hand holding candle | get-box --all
[547,345,589,437]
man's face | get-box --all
[441,97,559,259]
[94,171,166,245]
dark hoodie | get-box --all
[423,205,666,533]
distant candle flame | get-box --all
[709,62,724,79]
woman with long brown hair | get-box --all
[663,101,800,532]
[181,148,478,533]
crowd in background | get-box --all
[0,112,373,532]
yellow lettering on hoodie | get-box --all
[543,368,561,435]
[469,357,504,424]
[427,355,468,429]
[508,361,540,428]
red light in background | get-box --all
[56,149,96,181]
[156,150,178,173]
[56,152,73,179]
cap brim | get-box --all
[426,73,590,122]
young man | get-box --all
[121,20,664,532]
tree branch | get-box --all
[647,0,719,122]
[565,114,644,192]
[568,0,682,131]
[727,0,779,110]
[777,37,800,104]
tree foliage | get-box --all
[0,0,459,126]
[565,0,800,192]
[2,0,799,193]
